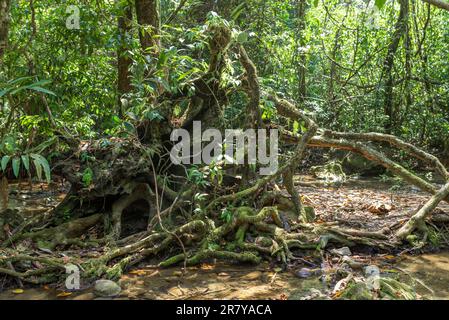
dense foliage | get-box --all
[1,1,448,163]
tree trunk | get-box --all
[421,0,449,11]
[117,1,133,117]
[382,0,409,132]
[296,0,307,103]
[135,0,160,53]
[0,0,11,60]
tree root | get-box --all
[396,182,449,239]
[7,214,102,250]
[108,182,154,240]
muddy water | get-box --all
[396,253,449,299]
[0,255,448,300]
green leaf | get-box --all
[1,155,10,172]
[237,31,248,43]
[7,76,32,85]
[82,168,94,187]
[33,158,42,181]
[21,155,30,172]
[28,86,56,96]
[0,88,12,98]
[112,115,121,124]
[375,0,387,9]
[231,2,246,21]
[31,153,51,183]
[293,121,300,134]
[12,157,20,178]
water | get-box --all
[0,254,448,300]
[397,252,449,299]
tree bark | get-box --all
[396,182,449,239]
[296,0,307,103]
[0,0,11,60]
[117,1,133,116]
[135,0,160,53]
[422,0,449,11]
[382,0,409,132]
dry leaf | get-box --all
[366,202,393,215]
[56,292,72,297]
[129,269,146,276]
[200,263,214,270]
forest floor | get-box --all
[294,174,449,234]
[1,173,449,300]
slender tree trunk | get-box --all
[117,2,133,117]
[0,0,11,60]
[296,0,307,103]
[328,29,340,106]
[134,0,162,98]
[135,0,160,53]
[382,0,409,132]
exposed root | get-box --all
[109,183,154,240]
[8,214,102,250]
[396,182,449,239]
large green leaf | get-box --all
[12,157,20,178]
[1,155,10,172]
[28,86,57,96]
[21,154,30,172]
[32,158,42,181]
[0,88,12,98]
[30,153,51,183]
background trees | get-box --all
[0,0,11,60]
[0,0,448,158]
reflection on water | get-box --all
[398,252,449,300]
[0,253,449,300]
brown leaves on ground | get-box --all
[294,175,449,232]
[364,202,395,215]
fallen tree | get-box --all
[0,20,448,287]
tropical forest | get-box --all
[0,0,449,301]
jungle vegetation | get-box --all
[0,0,448,293]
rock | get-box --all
[331,247,352,256]
[364,265,380,278]
[295,268,321,279]
[94,280,122,297]
[289,288,330,300]
[342,153,385,176]
[342,256,363,270]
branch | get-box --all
[396,182,449,239]
[422,0,449,11]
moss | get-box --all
[340,282,373,300]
